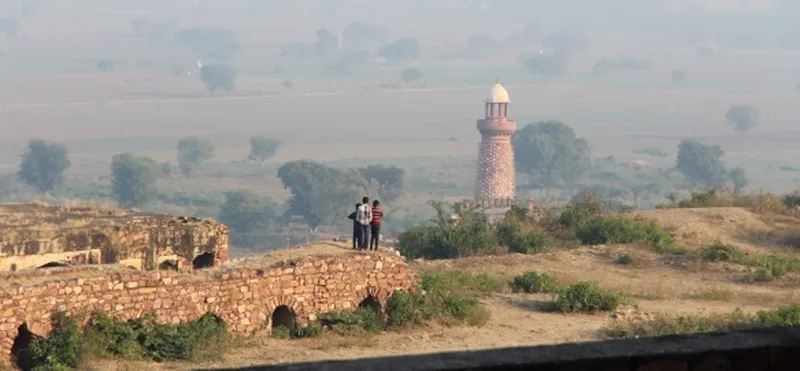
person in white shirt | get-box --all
[355,196,372,250]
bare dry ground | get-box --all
[82,207,800,370]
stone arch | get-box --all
[192,252,215,270]
[271,305,297,333]
[353,286,391,311]
[11,323,40,371]
[358,295,382,314]
[158,259,179,271]
[37,261,70,269]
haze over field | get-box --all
[5,1,800,369]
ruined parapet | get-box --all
[0,202,228,272]
[0,250,414,367]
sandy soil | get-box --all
[84,207,800,370]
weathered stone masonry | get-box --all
[0,252,414,367]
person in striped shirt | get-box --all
[369,200,384,250]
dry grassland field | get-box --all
[3,0,800,370]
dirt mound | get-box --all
[628,207,790,253]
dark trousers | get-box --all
[358,224,370,250]
[352,223,360,249]
[370,224,380,250]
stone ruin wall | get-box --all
[0,203,229,272]
[0,252,414,367]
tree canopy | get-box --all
[177,137,215,176]
[378,38,420,63]
[218,190,280,247]
[110,153,160,207]
[200,64,237,92]
[512,121,591,188]
[314,28,339,56]
[17,139,70,193]
[676,139,728,187]
[725,104,760,134]
[400,67,422,82]
[358,165,405,204]
[248,136,281,164]
[175,27,239,59]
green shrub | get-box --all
[293,322,323,338]
[617,254,633,265]
[744,268,775,283]
[385,290,425,328]
[508,230,552,254]
[511,271,560,293]
[756,304,800,327]
[30,312,84,370]
[602,309,754,339]
[318,308,382,335]
[494,219,521,247]
[555,282,623,313]
[270,325,291,339]
[699,242,745,262]
[420,271,506,297]
[575,217,672,249]
[398,218,496,260]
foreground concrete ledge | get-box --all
[200,326,800,371]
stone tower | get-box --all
[475,81,517,202]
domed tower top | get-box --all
[486,81,510,103]
[483,80,511,118]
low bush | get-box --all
[318,308,382,335]
[397,218,496,260]
[555,282,623,313]
[25,311,229,370]
[575,217,673,250]
[616,254,633,265]
[508,230,552,254]
[386,271,493,328]
[511,271,560,293]
[603,304,800,339]
[699,241,745,263]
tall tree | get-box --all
[110,153,160,207]
[512,121,591,188]
[378,38,420,62]
[728,167,748,195]
[218,190,279,246]
[200,65,237,92]
[676,139,728,187]
[248,136,281,164]
[277,160,370,232]
[358,165,405,203]
[18,139,71,193]
[177,137,215,176]
[725,104,760,134]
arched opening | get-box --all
[11,323,40,371]
[271,305,296,334]
[158,260,179,271]
[37,261,70,269]
[192,252,215,270]
[358,295,382,314]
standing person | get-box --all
[370,200,384,250]
[356,196,372,250]
[348,203,361,249]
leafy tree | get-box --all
[176,137,215,176]
[248,136,281,164]
[358,165,405,203]
[200,64,237,92]
[400,67,422,82]
[175,27,239,59]
[96,60,115,72]
[280,42,312,59]
[17,139,70,193]
[467,34,499,54]
[0,18,21,38]
[277,160,371,232]
[523,51,571,77]
[110,153,159,207]
[378,38,420,63]
[671,69,687,82]
[281,80,295,89]
[341,22,389,46]
[512,121,591,188]
[728,167,748,195]
[219,190,280,246]
[676,139,728,187]
[314,28,339,56]
[725,104,760,134]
